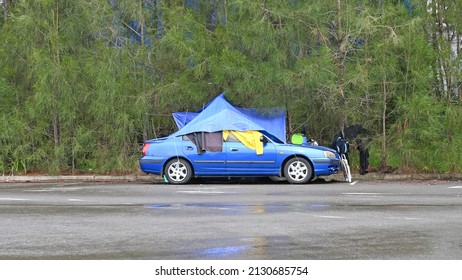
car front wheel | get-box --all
[164,159,192,184]
[283,157,313,184]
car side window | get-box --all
[224,133,240,142]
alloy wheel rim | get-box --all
[168,162,187,182]
[288,161,308,181]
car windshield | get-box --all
[261,131,284,144]
[180,131,283,144]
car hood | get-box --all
[286,143,337,153]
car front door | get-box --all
[225,135,277,175]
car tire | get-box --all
[164,158,193,184]
[283,157,313,184]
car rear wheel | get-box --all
[164,159,192,184]
[284,157,313,184]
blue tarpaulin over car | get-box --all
[172,112,199,129]
[171,93,287,143]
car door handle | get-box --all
[186,146,194,150]
[230,148,238,151]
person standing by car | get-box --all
[331,131,349,162]
[356,138,369,175]
[331,131,351,182]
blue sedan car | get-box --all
[140,130,340,184]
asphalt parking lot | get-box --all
[1,178,461,260]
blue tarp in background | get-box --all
[172,112,199,129]
[171,93,287,143]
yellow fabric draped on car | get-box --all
[223,130,264,155]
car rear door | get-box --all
[181,134,227,175]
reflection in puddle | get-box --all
[306,203,329,210]
[199,245,250,258]
[145,202,330,214]
[194,237,285,259]
[190,229,435,260]
[186,202,291,214]
[186,203,255,214]
[145,203,172,208]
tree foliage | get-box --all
[1,0,461,175]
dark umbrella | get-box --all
[343,124,368,139]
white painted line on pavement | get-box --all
[343,192,413,196]
[388,217,420,220]
[343,193,384,195]
[449,186,462,189]
[177,190,225,194]
[24,187,82,192]
[0,197,31,201]
[314,215,346,219]
[68,199,85,202]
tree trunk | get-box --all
[2,0,9,19]
[53,1,61,169]
[335,0,346,134]
[435,0,451,102]
[380,79,387,168]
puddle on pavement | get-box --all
[145,202,331,214]
[145,203,172,208]
[198,245,250,258]
[187,229,436,259]
[192,236,290,259]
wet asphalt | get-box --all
[1,179,461,260]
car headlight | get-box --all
[323,151,336,159]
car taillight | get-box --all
[142,143,151,157]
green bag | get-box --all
[291,133,303,145]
